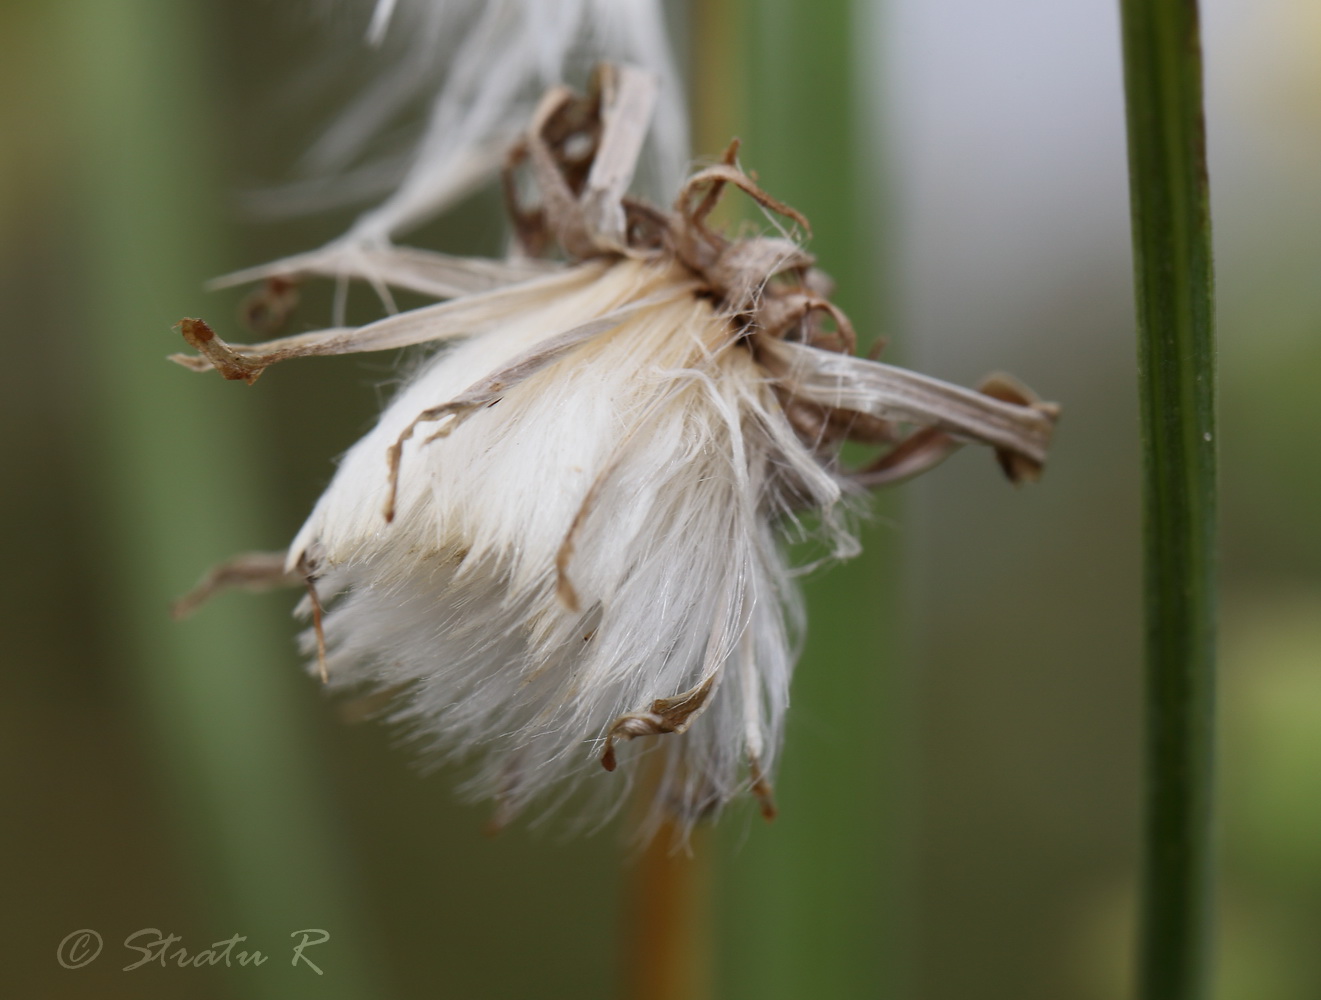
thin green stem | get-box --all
[1119,2,1218,998]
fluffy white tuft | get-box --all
[174,68,1057,840]
[289,258,846,834]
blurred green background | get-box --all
[2,1,1318,998]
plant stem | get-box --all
[60,3,383,997]
[622,823,713,1000]
[716,1,904,998]
[1118,1,1219,998]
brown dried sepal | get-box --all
[173,318,268,384]
[296,552,330,685]
[503,65,654,260]
[600,675,718,772]
[842,374,1062,489]
[383,400,478,523]
[782,397,896,454]
[240,276,300,336]
[498,76,836,333]
[171,549,299,620]
[748,755,778,822]
[380,302,647,523]
[976,374,1062,484]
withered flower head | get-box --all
[173,66,1057,838]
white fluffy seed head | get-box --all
[174,65,1056,842]
[290,257,851,837]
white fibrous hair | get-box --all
[299,259,818,834]
[174,68,1058,839]
[279,0,687,243]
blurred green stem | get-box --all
[1119,1,1218,998]
[714,1,903,998]
[60,2,382,997]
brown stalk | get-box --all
[620,780,714,1000]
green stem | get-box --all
[718,1,904,998]
[59,2,384,996]
[1119,2,1218,998]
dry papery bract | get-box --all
[173,65,1058,841]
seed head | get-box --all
[174,67,1057,839]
